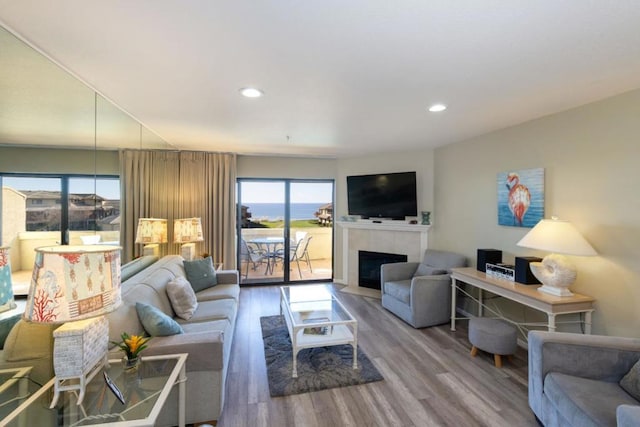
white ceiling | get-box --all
[2,1,640,158]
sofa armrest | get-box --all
[381,262,419,288]
[528,331,640,418]
[216,270,239,285]
[144,330,225,371]
[617,405,640,427]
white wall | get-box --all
[333,88,640,337]
[237,155,337,179]
[431,88,640,337]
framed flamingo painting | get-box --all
[497,168,544,227]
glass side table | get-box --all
[1,353,187,427]
[0,366,36,424]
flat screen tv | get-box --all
[347,171,418,220]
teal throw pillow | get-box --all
[620,359,640,401]
[183,256,218,292]
[135,302,183,337]
[0,314,21,349]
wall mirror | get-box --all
[0,23,173,150]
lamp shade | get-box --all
[23,245,122,323]
[0,246,15,311]
[516,218,597,256]
[173,218,204,243]
[135,218,168,244]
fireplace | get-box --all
[358,250,408,290]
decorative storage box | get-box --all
[53,316,109,378]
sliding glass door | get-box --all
[237,178,333,285]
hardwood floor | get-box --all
[217,284,538,427]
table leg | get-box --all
[292,348,299,378]
[478,289,484,317]
[450,278,457,331]
[585,311,592,334]
[547,314,557,332]
[352,326,358,370]
[178,362,186,427]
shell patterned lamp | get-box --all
[135,218,168,257]
[0,246,17,313]
[174,217,204,261]
[517,217,597,296]
[23,245,122,406]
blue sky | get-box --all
[241,182,333,204]
[3,176,120,199]
[4,177,333,204]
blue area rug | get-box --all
[260,315,383,397]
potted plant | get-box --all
[112,332,151,372]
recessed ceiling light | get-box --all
[428,103,447,112]
[240,87,264,98]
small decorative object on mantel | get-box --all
[112,332,151,373]
[421,211,431,225]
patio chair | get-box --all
[240,239,267,279]
[276,235,313,278]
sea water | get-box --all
[245,203,328,221]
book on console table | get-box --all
[302,317,332,335]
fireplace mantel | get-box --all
[336,220,430,233]
[337,220,431,289]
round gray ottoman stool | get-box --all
[468,317,517,368]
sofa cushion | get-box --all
[136,302,184,336]
[184,256,218,292]
[167,276,198,320]
[4,320,56,361]
[196,283,241,302]
[383,280,411,304]
[545,372,638,427]
[413,264,446,278]
[620,358,640,400]
[176,299,237,325]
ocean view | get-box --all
[246,203,328,221]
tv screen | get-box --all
[347,171,418,220]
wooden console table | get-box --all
[450,267,595,334]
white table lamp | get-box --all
[0,246,17,313]
[23,245,121,406]
[135,218,168,257]
[517,217,597,296]
[174,218,204,260]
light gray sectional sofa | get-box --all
[106,254,240,426]
[529,330,640,427]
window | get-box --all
[0,174,120,246]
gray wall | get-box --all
[0,146,118,175]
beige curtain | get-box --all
[119,150,237,268]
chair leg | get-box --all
[494,354,503,368]
[295,257,302,278]
[304,252,312,273]
[470,346,478,357]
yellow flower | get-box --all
[112,332,151,359]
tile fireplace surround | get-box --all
[337,220,430,289]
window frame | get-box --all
[0,173,120,245]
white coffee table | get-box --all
[280,285,358,378]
